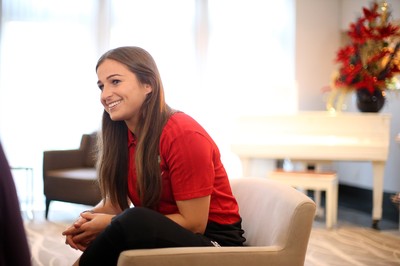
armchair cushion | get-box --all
[119,246,289,266]
[44,168,98,206]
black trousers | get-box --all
[79,207,215,266]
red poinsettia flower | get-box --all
[348,20,372,44]
[362,3,379,22]
[392,62,400,73]
[377,24,400,39]
[335,46,355,62]
[352,74,382,93]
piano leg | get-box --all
[372,219,380,230]
[372,161,385,230]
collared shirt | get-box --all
[127,112,241,225]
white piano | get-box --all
[230,111,391,228]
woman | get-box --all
[62,46,245,265]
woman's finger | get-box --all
[72,230,93,244]
[62,223,84,236]
[65,234,79,250]
[73,216,88,228]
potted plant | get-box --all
[327,1,400,112]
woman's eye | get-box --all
[98,84,104,91]
[112,79,120,85]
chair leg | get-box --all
[45,198,51,219]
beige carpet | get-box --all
[24,217,400,266]
[25,221,80,266]
[306,227,400,266]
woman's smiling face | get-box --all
[97,59,152,130]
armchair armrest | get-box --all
[118,246,295,266]
[43,149,85,173]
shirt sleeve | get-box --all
[165,131,215,201]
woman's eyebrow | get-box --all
[106,74,122,80]
[97,74,123,85]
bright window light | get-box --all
[0,0,295,207]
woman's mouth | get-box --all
[108,100,122,111]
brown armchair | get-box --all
[43,132,101,219]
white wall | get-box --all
[295,0,400,193]
[296,0,341,111]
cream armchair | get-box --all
[117,177,316,266]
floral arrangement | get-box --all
[327,1,400,111]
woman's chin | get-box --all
[109,114,124,121]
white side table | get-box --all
[10,167,34,220]
[269,170,338,229]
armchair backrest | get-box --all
[230,177,316,248]
[81,132,98,168]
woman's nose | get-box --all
[101,86,112,101]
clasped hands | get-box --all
[62,211,114,251]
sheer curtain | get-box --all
[108,0,296,176]
[202,0,296,171]
[0,0,102,209]
[0,0,295,209]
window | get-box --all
[0,0,101,163]
[108,0,296,175]
[0,0,295,208]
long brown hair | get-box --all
[95,46,172,210]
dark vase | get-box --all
[356,88,386,113]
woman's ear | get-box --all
[144,84,152,95]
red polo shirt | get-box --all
[127,112,241,225]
